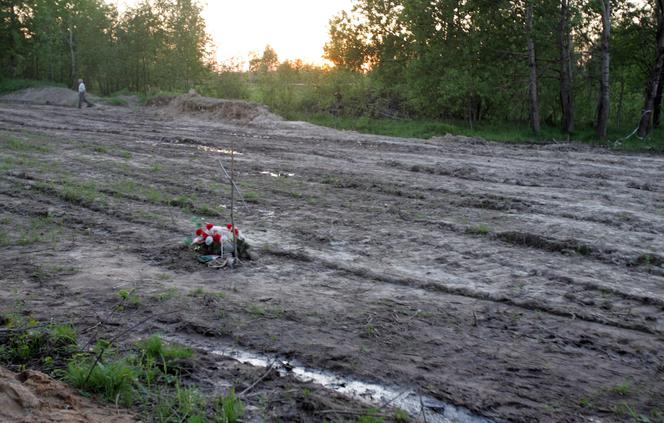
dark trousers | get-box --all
[78,92,92,108]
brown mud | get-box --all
[0,366,139,422]
[0,96,663,422]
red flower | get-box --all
[206,223,214,230]
[212,233,221,243]
[195,228,203,236]
[235,228,239,236]
[226,223,233,230]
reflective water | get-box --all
[210,345,492,423]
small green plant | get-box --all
[247,304,266,317]
[214,388,245,423]
[156,287,178,301]
[189,287,206,297]
[174,384,205,419]
[393,408,409,422]
[138,335,194,364]
[117,289,141,308]
[612,381,632,396]
[66,356,137,406]
[358,408,385,423]
[364,323,378,338]
[575,245,592,256]
[467,224,492,235]
[118,149,132,159]
[244,191,259,203]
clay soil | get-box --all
[1,98,663,422]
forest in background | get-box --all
[1,0,663,145]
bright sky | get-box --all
[110,0,353,66]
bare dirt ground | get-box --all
[0,95,663,422]
[0,366,139,422]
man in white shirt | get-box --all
[77,79,93,108]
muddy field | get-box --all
[1,96,663,422]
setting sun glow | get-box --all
[111,0,353,66]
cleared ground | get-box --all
[1,96,663,422]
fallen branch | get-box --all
[239,360,276,397]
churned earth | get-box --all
[0,91,663,422]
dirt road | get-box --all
[1,98,663,422]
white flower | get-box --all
[205,236,213,246]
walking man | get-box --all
[77,79,93,108]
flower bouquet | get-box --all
[191,223,250,259]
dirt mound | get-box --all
[148,93,283,126]
[0,366,138,423]
[0,87,101,108]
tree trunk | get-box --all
[68,16,76,88]
[526,0,541,135]
[654,67,664,128]
[638,0,664,137]
[616,73,625,129]
[559,0,574,134]
[596,0,610,140]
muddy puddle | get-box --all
[173,336,491,423]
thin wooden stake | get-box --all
[230,139,238,266]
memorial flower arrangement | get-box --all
[191,222,249,258]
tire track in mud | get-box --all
[2,115,656,329]
[4,167,661,338]
[264,246,664,336]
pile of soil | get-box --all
[147,92,282,126]
[0,366,138,422]
[0,87,101,108]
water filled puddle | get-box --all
[198,145,241,155]
[260,171,295,178]
[208,345,492,423]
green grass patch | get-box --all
[0,78,64,94]
[110,179,168,203]
[0,134,52,153]
[67,356,138,406]
[213,388,245,423]
[0,309,250,423]
[155,287,178,302]
[0,320,78,373]
[302,115,664,152]
[103,96,129,106]
[10,215,62,246]
[59,180,104,206]
[243,191,259,203]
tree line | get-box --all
[0,0,210,94]
[1,0,663,140]
[323,0,664,138]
